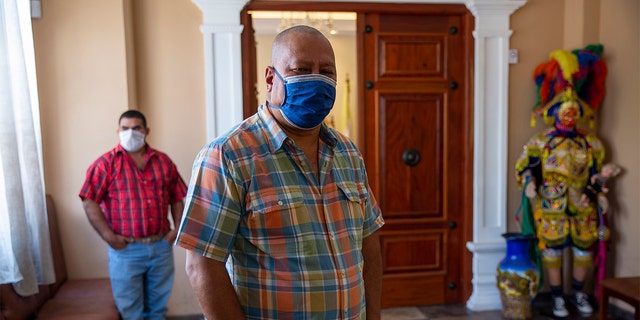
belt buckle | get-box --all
[141,236,152,244]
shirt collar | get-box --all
[257,105,338,153]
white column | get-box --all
[192,0,249,141]
[464,0,526,311]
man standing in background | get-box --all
[80,110,187,319]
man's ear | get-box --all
[265,66,275,91]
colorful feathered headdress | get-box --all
[531,44,607,127]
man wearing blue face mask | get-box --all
[176,26,385,320]
[79,110,187,319]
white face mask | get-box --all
[119,129,146,152]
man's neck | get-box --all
[283,126,320,145]
[126,146,147,170]
[126,146,147,158]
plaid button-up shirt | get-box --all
[176,105,384,320]
[79,144,187,238]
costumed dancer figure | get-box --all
[515,45,609,318]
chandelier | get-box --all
[277,12,338,35]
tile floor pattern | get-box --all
[169,293,634,320]
[381,304,502,320]
[381,292,633,320]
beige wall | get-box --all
[32,0,205,315]
[597,0,640,278]
[34,0,129,280]
[31,0,638,316]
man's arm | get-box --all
[165,200,184,243]
[362,232,382,320]
[81,198,129,249]
[185,251,245,319]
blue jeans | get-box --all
[108,239,174,320]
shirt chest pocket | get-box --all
[245,187,308,258]
[247,183,304,214]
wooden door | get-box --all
[241,7,259,118]
[360,9,473,307]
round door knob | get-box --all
[402,148,421,167]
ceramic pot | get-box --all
[496,233,539,320]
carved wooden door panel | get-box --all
[360,8,473,307]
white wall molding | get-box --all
[192,0,527,311]
[464,0,526,310]
[192,0,249,140]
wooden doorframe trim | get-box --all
[245,1,468,13]
[241,2,474,303]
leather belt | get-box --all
[130,233,165,244]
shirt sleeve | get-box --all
[360,166,384,238]
[78,155,109,203]
[175,143,244,262]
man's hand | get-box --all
[164,229,179,244]
[103,232,130,250]
[185,252,245,319]
[82,198,129,249]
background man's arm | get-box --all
[185,251,245,319]
[81,198,129,249]
[165,200,184,243]
[362,232,382,320]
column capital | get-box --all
[466,0,526,31]
[192,0,250,25]
[466,0,527,16]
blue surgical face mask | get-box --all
[268,67,337,129]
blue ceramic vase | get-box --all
[496,233,539,320]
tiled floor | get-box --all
[169,293,634,320]
[381,304,502,319]
[381,292,633,319]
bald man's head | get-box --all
[265,25,337,113]
[270,25,335,68]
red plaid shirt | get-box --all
[79,144,187,237]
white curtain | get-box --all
[0,0,55,296]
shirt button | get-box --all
[277,200,283,205]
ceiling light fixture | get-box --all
[277,12,338,36]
